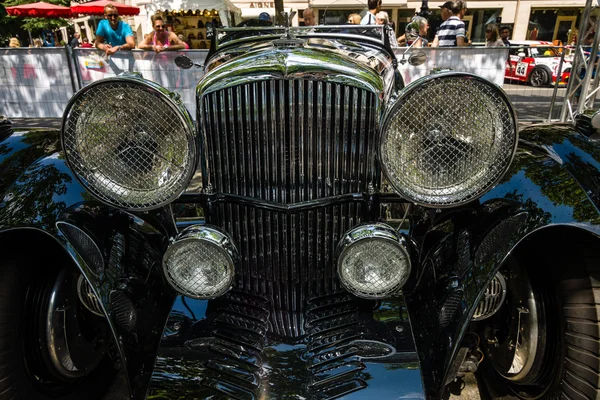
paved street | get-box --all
[504,83,600,121]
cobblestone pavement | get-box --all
[449,373,484,400]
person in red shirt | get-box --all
[81,38,93,48]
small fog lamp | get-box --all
[337,224,411,299]
[163,225,238,299]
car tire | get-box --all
[477,248,600,399]
[528,68,550,87]
[0,259,116,399]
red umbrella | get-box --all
[5,1,73,18]
[71,0,140,16]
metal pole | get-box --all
[548,46,566,121]
[578,16,600,113]
[560,0,595,121]
[274,0,284,25]
[65,46,79,94]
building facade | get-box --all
[72,0,594,46]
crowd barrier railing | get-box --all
[0,45,581,123]
[396,45,572,122]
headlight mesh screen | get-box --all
[381,75,517,206]
[339,239,410,298]
[63,81,195,210]
[164,241,234,299]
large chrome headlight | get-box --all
[380,73,518,207]
[163,225,238,299]
[337,224,411,299]
[61,76,196,210]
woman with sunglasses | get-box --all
[485,24,504,47]
[139,15,186,53]
[95,4,135,56]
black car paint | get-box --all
[1,120,600,399]
[0,127,176,399]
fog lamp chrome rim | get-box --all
[163,225,238,299]
[336,223,411,299]
[61,75,196,211]
[380,72,518,208]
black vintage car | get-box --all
[1,23,600,400]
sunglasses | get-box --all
[105,13,119,18]
[155,25,165,29]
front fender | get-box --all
[407,123,600,397]
[0,149,176,400]
[0,127,61,196]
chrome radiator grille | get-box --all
[208,202,366,337]
[200,79,379,337]
[200,79,379,202]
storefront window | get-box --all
[319,9,363,25]
[397,9,416,37]
[317,8,392,25]
[528,8,582,44]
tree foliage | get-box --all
[0,0,71,43]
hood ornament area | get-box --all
[273,11,304,48]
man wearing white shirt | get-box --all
[361,0,381,25]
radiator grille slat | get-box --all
[201,79,378,201]
[200,79,378,336]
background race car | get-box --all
[505,40,572,87]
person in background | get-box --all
[138,15,185,53]
[32,38,43,48]
[361,0,381,25]
[431,1,467,47]
[303,8,316,26]
[500,27,510,46]
[95,4,135,56]
[9,37,20,48]
[347,13,361,24]
[485,24,504,47]
[178,34,190,49]
[459,0,468,19]
[258,12,272,25]
[375,11,399,47]
[42,31,55,47]
[80,38,93,48]
[405,16,429,47]
[439,1,452,23]
[70,32,81,48]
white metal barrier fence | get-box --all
[0,46,577,122]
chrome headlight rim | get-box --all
[162,225,239,300]
[61,75,197,211]
[380,72,519,208]
[337,223,411,299]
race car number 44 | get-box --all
[516,62,528,77]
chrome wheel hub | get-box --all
[485,265,541,382]
[46,269,108,379]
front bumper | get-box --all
[148,291,425,399]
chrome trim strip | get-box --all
[198,49,385,96]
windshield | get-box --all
[216,25,386,48]
[531,47,559,57]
